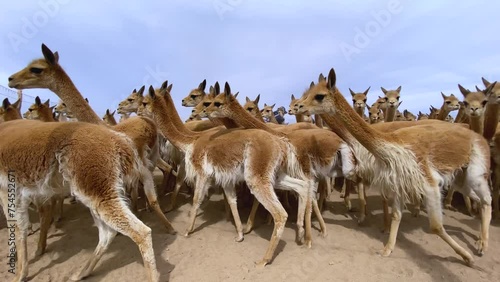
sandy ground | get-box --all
[1,171,500,282]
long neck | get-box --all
[227,100,286,137]
[120,112,130,122]
[207,116,240,129]
[354,106,365,117]
[295,114,305,123]
[436,104,450,121]
[483,103,499,140]
[384,106,396,122]
[314,114,323,127]
[469,115,484,134]
[268,114,279,124]
[58,113,67,122]
[454,107,465,123]
[162,93,202,137]
[319,114,357,145]
[151,97,197,151]
[51,68,103,125]
[331,89,397,161]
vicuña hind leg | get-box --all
[248,180,287,268]
[184,175,210,236]
[425,184,473,266]
[71,198,159,282]
[222,186,244,242]
[164,164,186,213]
[140,168,176,234]
[380,196,403,256]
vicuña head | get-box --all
[458,84,490,117]
[181,79,207,106]
[440,92,460,111]
[27,96,55,120]
[350,86,370,111]
[117,86,145,114]
[381,86,402,109]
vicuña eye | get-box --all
[30,67,43,74]
[315,94,325,101]
[203,102,211,107]
[214,102,221,107]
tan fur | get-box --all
[27,96,57,122]
[380,86,401,122]
[204,83,350,245]
[8,44,175,234]
[261,103,279,124]
[402,109,416,121]
[0,120,160,281]
[297,68,492,265]
[417,111,429,120]
[366,104,384,124]
[143,83,308,267]
[436,92,460,120]
[349,87,370,117]
[0,98,22,123]
[102,109,118,126]
[181,79,207,106]
[117,86,145,115]
[459,84,488,134]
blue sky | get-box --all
[1,0,499,122]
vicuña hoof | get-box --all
[378,247,392,257]
[235,234,244,242]
[254,259,269,269]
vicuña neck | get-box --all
[354,106,364,117]
[227,99,286,137]
[469,115,484,135]
[295,114,305,123]
[483,103,499,140]
[268,114,279,124]
[384,106,396,122]
[152,96,198,151]
[436,105,450,121]
[51,68,103,125]
[331,89,399,161]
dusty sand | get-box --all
[1,171,499,282]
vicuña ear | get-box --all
[106,109,110,115]
[198,79,207,91]
[458,84,471,97]
[485,81,497,95]
[35,96,42,106]
[44,99,50,106]
[2,98,11,109]
[327,68,336,90]
[441,92,447,100]
[167,83,173,93]
[41,43,58,65]
[349,88,356,96]
[148,85,156,99]
[291,94,296,100]
[224,82,231,98]
[254,94,260,105]
[111,110,116,115]
[161,80,169,90]
[475,85,482,92]
[270,103,275,108]
[482,77,491,88]
[214,81,220,95]
[234,92,239,98]
[363,86,371,95]
[396,86,402,93]
[318,73,326,83]
[381,87,388,94]
[137,85,146,96]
